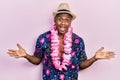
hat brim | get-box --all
[53,11,76,20]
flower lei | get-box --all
[50,24,72,71]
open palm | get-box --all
[95,47,115,59]
[8,44,27,58]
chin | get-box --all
[58,31,67,35]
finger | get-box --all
[9,54,20,58]
[103,54,111,59]
[109,55,115,58]
[8,53,18,57]
[8,49,16,52]
[105,57,111,59]
[106,51,114,53]
[105,52,115,58]
[106,52,115,56]
[110,52,116,55]
[7,52,15,54]
[7,52,18,58]
[17,43,23,49]
[110,52,116,56]
[7,50,17,54]
[106,55,114,59]
[96,47,104,52]
[9,54,16,57]
[109,53,115,58]
[7,51,17,55]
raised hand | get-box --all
[7,44,27,58]
[95,47,115,60]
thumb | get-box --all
[17,43,23,49]
[96,47,104,52]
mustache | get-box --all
[57,26,67,28]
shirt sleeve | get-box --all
[34,35,44,59]
[77,38,87,65]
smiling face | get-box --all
[54,13,73,36]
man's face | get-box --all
[54,13,73,35]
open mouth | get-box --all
[60,27,66,32]
[59,26,67,32]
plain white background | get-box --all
[0,0,120,80]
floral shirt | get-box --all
[34,31,87,80]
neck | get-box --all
[58,34,64,39]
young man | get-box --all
[8,3,115,80]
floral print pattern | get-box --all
[34,31,87,80]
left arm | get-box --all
[79,56,97,69]
[79,47,115,69]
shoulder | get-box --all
[72,33,84,42]
[37,31,51,39]
[72,33,86,50]
[39,31,51,37]
[36,31,51,47]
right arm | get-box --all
[24,54,42,65]
[8,44,42,65]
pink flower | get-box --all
[71,52,75,57]
[46,34,51,38]
[74,39,79,44]
[44,54,47,59]
[40,38,44,44]
[44,59,46,64]
[60,74,65,80]
[35,49,40,53]
[71,64,75,69]
[46,69,50,76]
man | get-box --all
[8,3,115,80]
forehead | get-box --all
[55,13,72,18]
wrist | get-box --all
[24,53,28,58]
[93,55,98,61]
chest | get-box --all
[59,38,64,57]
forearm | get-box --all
[24,53,42,65]
[79,56,97,69]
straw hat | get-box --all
[53,3,76,20]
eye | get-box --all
[57,17,63,21]
[65,18,71,22]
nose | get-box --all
[61,20,66,25]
